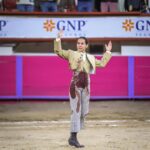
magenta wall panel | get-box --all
[23,56,128,97]
[0,56,16,96]
[134,57,150,96]
[91,56,128,96]
[0,56,150,99]
[23,56,72,96]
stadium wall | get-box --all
[0,55,150,100]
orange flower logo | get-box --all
[43,20,55,32]
[123,19,134,32]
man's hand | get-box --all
[105,41,112,52]
[57,29,64,39]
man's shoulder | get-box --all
[68,49,77,54]
[87,53,95,59]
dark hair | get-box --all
[77,37,88,45]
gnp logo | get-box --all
[44,20,55,31]
[43,19,86,32]
[0,20,7,31]
[122,19,150,32]
[122,19,134,31]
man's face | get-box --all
[77,38,88,52]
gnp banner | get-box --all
[0,16,150,38]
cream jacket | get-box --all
[54,39,111,74]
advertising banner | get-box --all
[0,16,150,38]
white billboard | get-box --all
[0,16,150,38]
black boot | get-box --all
[68,132,84,148]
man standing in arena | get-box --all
[54,30,112,148]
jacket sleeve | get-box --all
[95,52,112,67]
[54,38,70,60]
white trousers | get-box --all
[69,72,90,133]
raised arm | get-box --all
[54,30,70,60]
[95,41,112,67]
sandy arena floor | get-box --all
[0,100,150,150]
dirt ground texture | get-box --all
[0,100,150,150]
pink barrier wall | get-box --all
[0,57,16,96]
[0,56,150,99]
[91,56,128,96]
[134,57,150,96]
[23,56,128,97]
[23,57,72,96]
